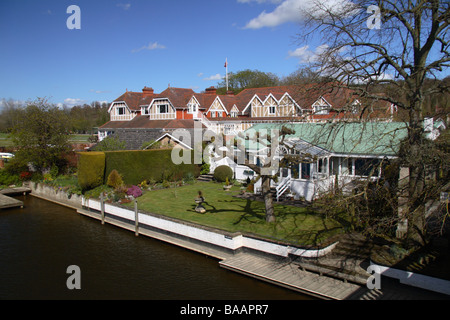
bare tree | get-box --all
[230,126,296,223]
[298,0,449,244]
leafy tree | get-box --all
[10,98,71,174]
[216,69,280,94]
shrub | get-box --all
[77,152,105,191]
[0,170,20,186]
[83,184,112,199]
[127,185,142,198]
[19,171,32,181]
[200,162,210,175]
[213,165,233,182]
[107,169,123,189]
[43,173,53,183]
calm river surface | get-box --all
[0,195,311,300]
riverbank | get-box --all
[24,182,450,299]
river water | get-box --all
[0,195,311,300]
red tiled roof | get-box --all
[99,116,205,130]
[113,91,153,111]
[111,84,393,118]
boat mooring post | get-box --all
[100,193,105,225]
[134,199,139,236]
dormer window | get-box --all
[314,105,329,115]
[159,104,169,114]
[117,106,126,115]
[312,97,331,115]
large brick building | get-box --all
[98,84,397,149]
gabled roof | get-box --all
[110,84,396,119]
[99,116,205,130]
[112,92,153,111]
[112,88,196,111]
[155,87,195,109]
[145,132,193,150]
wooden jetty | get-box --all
[0,187,30,209]
[0,194,24,209]
[0,187,31,196]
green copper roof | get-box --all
[242,122,408,156]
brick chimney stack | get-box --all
[204,86,217,95]
[142,86,154,98]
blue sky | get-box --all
[0,0,316,107]
[0,0,448,108]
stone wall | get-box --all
[27,182,83,210]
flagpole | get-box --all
[225,58,228,92]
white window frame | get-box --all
[269,105,276,115]
[159,104,169,114]
[188,103,198,114]
[117,106,126,115]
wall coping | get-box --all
[370,261,450,296]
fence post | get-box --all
[100,193,105,225]
[134,199,139,236]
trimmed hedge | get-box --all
[77,152,105,191]
[103,149,200,185]
[213,165,233,182]
[77,149,200,191]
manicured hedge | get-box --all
[103,149,200,185]
[213,165,233,182]
[77,152,106,191]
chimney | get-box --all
[142,86,154,98]
[204,86,217,95]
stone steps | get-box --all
[197,174,214,182]
[294,233,380,286]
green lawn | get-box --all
[126,181,345,246]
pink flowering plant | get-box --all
[126,185,142,198]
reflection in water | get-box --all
[0,196,310,300]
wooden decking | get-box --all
[220,252,362,300]
[0,194,24,209]
[0,187,30,209]
[0,187,31,196]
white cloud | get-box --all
[64,98,85,107]
[132,42,166,53]
[90,89,110,94]
[203,74,223,81]
[288,44,329,63]
[197,72,204,77]
[243,0,353,29]
[244,0,309,29]
[117,3,131,10]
